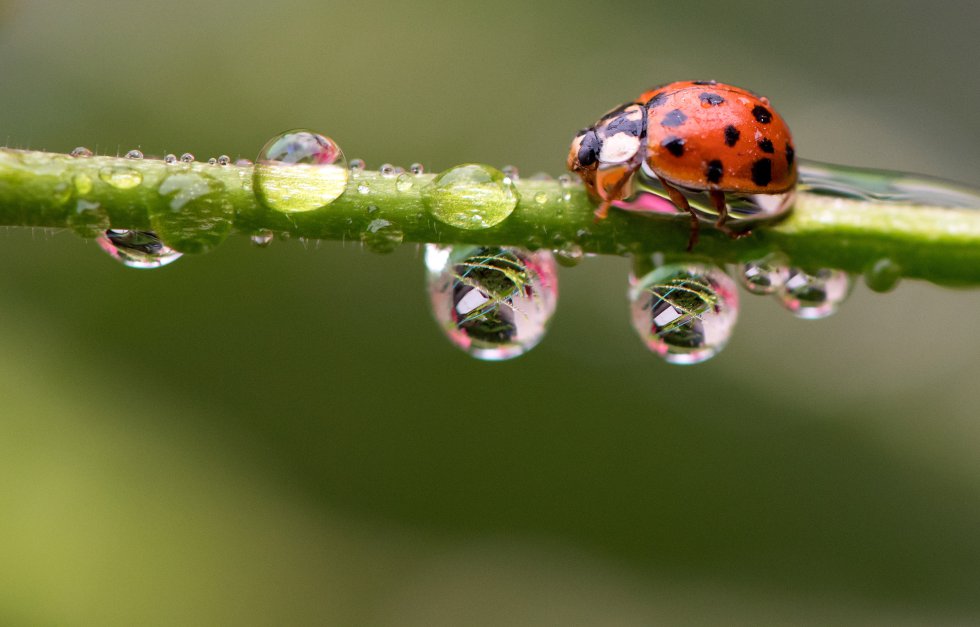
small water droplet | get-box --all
[630,263,739,364]
[70,146,93,158]
[152,171,234,253]
[67,199,110,239]
[217,155,231,166]
[96,230,182,269]
[251,229,274,247]
[533,191,548,204]
[164,154,178,165]
[180,153,195,163]
[422,163,519,230]
[777,268,852,319]
[361,218,404,254]
[357,183,370,194]
[99,166,143,189]
[426,245,558,360]
[73,173,93,195]
[125,149,143,160]
[410,162,425,175]
[379,163,396,177]
[254,129,349,213]
[557,174,573,202]
[395,173,415,192]
[207,157,217,165]
[349,158,366,172]
[234,158,253,167]
[863,258,902,293]
[553,243,584,267]
[501,165,520,181]
[739,253,791,295]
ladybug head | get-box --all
[568,127,601,188]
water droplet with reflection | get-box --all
[863,258,902,293]
[776,268,851,319]
[96,230,182,269]
[361,219,404,254]
[739,253,791,295]
[422,164,519,230]
[425,245,558,360]
[630,263,739,364]
[152,171,234,253]
[254,129,349,213]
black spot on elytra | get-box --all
[692,80,717,85]
[662,109,687,127]
[752,105,772,124]
[752,158,773,186]
[758,138,774,153]
[699,92,725,106]
[786,143,795,167]
[662,136,685,157]
[646,92,668,108]
[724,125,740,147]
[576,130,600,167]
[706,160,724,184]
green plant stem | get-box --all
[1,148,979,286]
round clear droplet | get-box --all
[180,153,195,163]
[217,155,230,166]
[251,229,274,247]
[361,218,404,254]
[125,149,143,160]
[863,258,902,293]
[425,245,558,360]
[164,154,178,165]
[207,157,217,165]
[96,230,182,269]
[395,173,415,192]
[630,263,739,365]
[349,158,366,173]
[553,243,584,267]
[776,268,852,319]
[99,166,143,189]
[70,146,93,158]
[410,162,424,175]
[379,163,396,177]
[152,171,234,254]
[739,253,791,295]
[422,164,519,230]
[254,129,349,213]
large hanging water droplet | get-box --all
[739,253,791,295]
[152,171,235,254]
[254,129,349,213]
[361,218,404,254]
[251,229,274,247]
[422,164,519,230]
[99,166,143,189]
[425,245,558,360]
[96,230,182,269]
[67,199,110,239]
[630,263,739,365]
[776,268,851,319]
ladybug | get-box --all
[568,80,797,248]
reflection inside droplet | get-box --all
[425,245,558,360]
[630,262,739,364]
[776,267,852,319]
[96,230,183,269]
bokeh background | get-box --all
[2,1,980,624]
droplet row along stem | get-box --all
[1,147,979,286]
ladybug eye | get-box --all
[577,130,600,167]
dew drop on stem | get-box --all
[422,164,519,230]
[96,230,182,269]
[629,263,739,365]
[254,129,349,213]
[776,268,852,319]
[425,245,558,360]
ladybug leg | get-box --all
[710,189,751,240]
[657,175,699,251]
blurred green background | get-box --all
[2,1,980,624]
